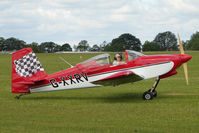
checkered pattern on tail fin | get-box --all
[14,52,44,77]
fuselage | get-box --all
[29,53,191,93]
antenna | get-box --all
[59,56,74,68]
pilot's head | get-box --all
[114,53,122,61]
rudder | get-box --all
[11,48,47,93]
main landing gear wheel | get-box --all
[143,77,160,100]
[143,91,153,100]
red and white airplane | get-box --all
[11,35,192,100]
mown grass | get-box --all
[0,51,199,133]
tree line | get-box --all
[142,31,199,51]
[0,31,198,53]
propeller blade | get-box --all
[178,33,189,85]
[183,63,189,85]
[178,33,184,54]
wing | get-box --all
[93,71,143,86]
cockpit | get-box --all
[77,54,111,72]
[76,50,144,72]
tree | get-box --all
[104,42,112,51]
[39,42,57,53]
[0,37,5,51]
[182,40,189,51]
[54,45,62,52]
[153,31,178,51]
[77,40,89,51]
[107,33,142,52]
[4,37,26,51]
[27,42,39,53]
[61,43,72,51]
[188,31,199,50]
[73,45,77,52]
[142,41,160,51]
[99,41,107,51]
[90,44,100,51]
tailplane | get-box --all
[11,48,47,93]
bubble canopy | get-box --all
[77,54,111,72]
[79,54,111,66]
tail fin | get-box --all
[11,48,47,93]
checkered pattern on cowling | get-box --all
[14,52,44,77]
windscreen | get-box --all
[127,50,144,61]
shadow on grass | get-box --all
[21,92,145,103]
[19,92,197,103]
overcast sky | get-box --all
[0,0,199,46]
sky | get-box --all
[0,0,199,47]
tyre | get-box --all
[143,91,153,100]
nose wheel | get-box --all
[143,77,160,100]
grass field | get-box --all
[0,51,199,133]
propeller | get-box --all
[177,33,189,85]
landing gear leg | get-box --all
[15,93,29,99]
[143,77,160,100]
[149,77,160,97]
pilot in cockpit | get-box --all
[113,53,126,66]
